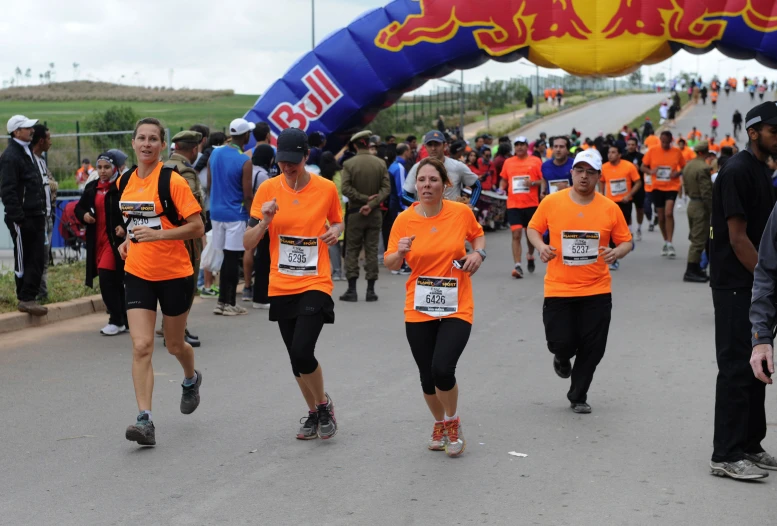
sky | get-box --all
[1,0,775,96]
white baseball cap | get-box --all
[7,115,37,134]
[229,118,256,136]
[513,136,529,144]
[572,150,602,171]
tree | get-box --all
[14,67,22,85]
[629,69,643,87]
[49,63,55,83]
[38,73,43,85]
[25,69,31,85]
[650,72,666,85]
[84,105,140,155]
[72,62,79,80]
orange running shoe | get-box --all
[444,417,466,457]
[428,421,448,451]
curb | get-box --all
[0,294,105,335]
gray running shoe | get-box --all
[316,393,337,439]
[428,421,448,451]
[571,402,592,414]
[744,452,777,471]
[125,413,156,446]
[213,302,225,315]
[710,460,769,480]
[180,369,202,414]
[222,304,248,316]
[297,412,319,440]
[242,288,253,302]
[444,417,465,457]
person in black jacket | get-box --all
[0,115,47,316]
[75,151,128,335]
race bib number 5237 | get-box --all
[561,231,600,266]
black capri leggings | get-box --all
[278,313,326,377]
[405,318,472,395]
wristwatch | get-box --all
[475,249,487,261]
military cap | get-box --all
[693,141,709,152]
[171,130,202,143]
[349,130,372,143]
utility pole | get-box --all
[535,65,540,116]
[312,0,316,49]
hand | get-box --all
[397,235,415,257]
[367,194,378,202]
[319,225,340,246]
[459,251,483,275]
[599,246,618,264]
[359,205,372,216]
[621,194,632,203]
[115,226,126,238]
[118,240,129,260]
[83,212,96,224]
[261,198,279,224]
[671,170,682,179]
[538,244,557,263]
[540,191,547,199]
[650,167,658,175]
[751,344,774,384]
[132,226,162,243]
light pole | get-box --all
[535,64,540,116]
[438,72,465,135]
[311,0,315,49]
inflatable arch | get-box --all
[245,0,777,139]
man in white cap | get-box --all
[207,118,254,316]
[0,115,48,316]
[526,150,632,414]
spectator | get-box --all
[76,158,94,189]
[30,124,57,302]
[0,115,48,315]
[249,144,275,307]
[319,151,345,281]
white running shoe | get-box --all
[100,323,125,336]
[667,245,676,259]
[252,302,270,309]
[661,244,669,257]
[222,304,248,316]
[636,230,642,242]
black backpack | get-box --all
[117,165,184,226]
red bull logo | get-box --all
[269,66,343,132]
[375,0,591,56]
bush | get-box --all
[83,105,139,155]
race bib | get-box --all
[511,175,530,194]
[656,166,672,182]
[548,179,568,194]
[414,276,458,317]
[644,174,652,186]
[609,178,627,196]
[278,235,319,276]
[120,201,162,241]
[561,230,600,266]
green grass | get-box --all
[0,94,260,134]
[0,261,97,314]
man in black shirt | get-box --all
[622,137,647,240]
[709,101,777,480]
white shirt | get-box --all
[13,138,33,161]
[403,156,479,201]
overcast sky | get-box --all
[1,0,774,96]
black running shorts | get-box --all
[125,272,194,317]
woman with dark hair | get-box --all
[75,151,127,335]
[465,150,481,175]
[318,151,345,280]
[249,144,276,308]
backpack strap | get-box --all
[158,166,184,226]
[117,165,137,200]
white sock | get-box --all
[444,413,458,422]
[141,410,152,421]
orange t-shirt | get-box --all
[642,146,686,191]
[600,161,641,202]
[386,201,484,324]
[501,155,542,209]
[644,135,660,150]
[528,189,632,298]
[720,137,736,148]
[250,173,343,297]
[680,146,696,162]
[709,142,720,153]
[687,130,702,141]
[711,91,719,101]
[119,162,202,281]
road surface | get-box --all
[3,99,777,526]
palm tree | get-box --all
[14,67,21,85]
[73,62,79,80]
[48,63,55,83]
[39,73,43,85]
[25,68,31,85]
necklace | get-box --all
[422,201,443,218]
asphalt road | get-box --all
[4,103,777,526]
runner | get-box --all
[621,137,647,239]
[599,145,641,270]
[243,127,342,440]
[641,131,686,258]
[384,157,486,457]
[501,136,543,278]
[119,118,205,446]
[540,136,574,197]
[527,150,632,414]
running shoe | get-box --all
[317,393,337,439]
[252,302,271,309]
[553,356,572,378]
[297,411,319,440]
[213,302,225,315]
[609,261,619,271]
[242,288,253,302]
[661,244,669,257]
[222,304,248,316]
[180,369,202,414]
[428,422,448,451]
[391,270,401,275]
[101,324,126,336]
[199,287,218,298]
[636,230,642,242]
[710,460,768,480]
[667,245,676,259]
[125,413,156,446]
[399,266,412,276]
[444,417,465,457]
[155,328,164,337]
[571,402,592,414]
[512,264,523,279]
[744,451,777,471]
[527,257,536,273]
[648,224,655,232]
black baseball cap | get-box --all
[746,102,777,130]
[423,130,445,144]
[276,128,309,163]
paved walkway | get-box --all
[2,102,776,525]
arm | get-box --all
[129,212,204,245]
[243,216,271,252]
[0,156,24,224]
[468,179,482,206]
[206,159,212,193]
[728,216,758,273]
[341,162,371,204]
[750,208,777,383]
[242,159,254,212]
[372,169,391,209]
[625,179,642,200]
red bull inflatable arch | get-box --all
[245,0,777,138]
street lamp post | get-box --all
[535,65,540,116]
[311,0,315,50]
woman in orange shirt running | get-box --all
[243,128,343,441]
[118,118,205,446]
[385,157,486,457]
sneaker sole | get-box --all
[222,310,248,316]
[710,465,768,480]
[571,406,592,414]
[296,433,319,440]
[428,441,448,451]
[511,271,523,279]
[445,440,466,457]
[318,425,338,440]
[744,457,777,471]
[125,428,155,446]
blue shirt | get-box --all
[209,144,249,222]
[541,157,574,193]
